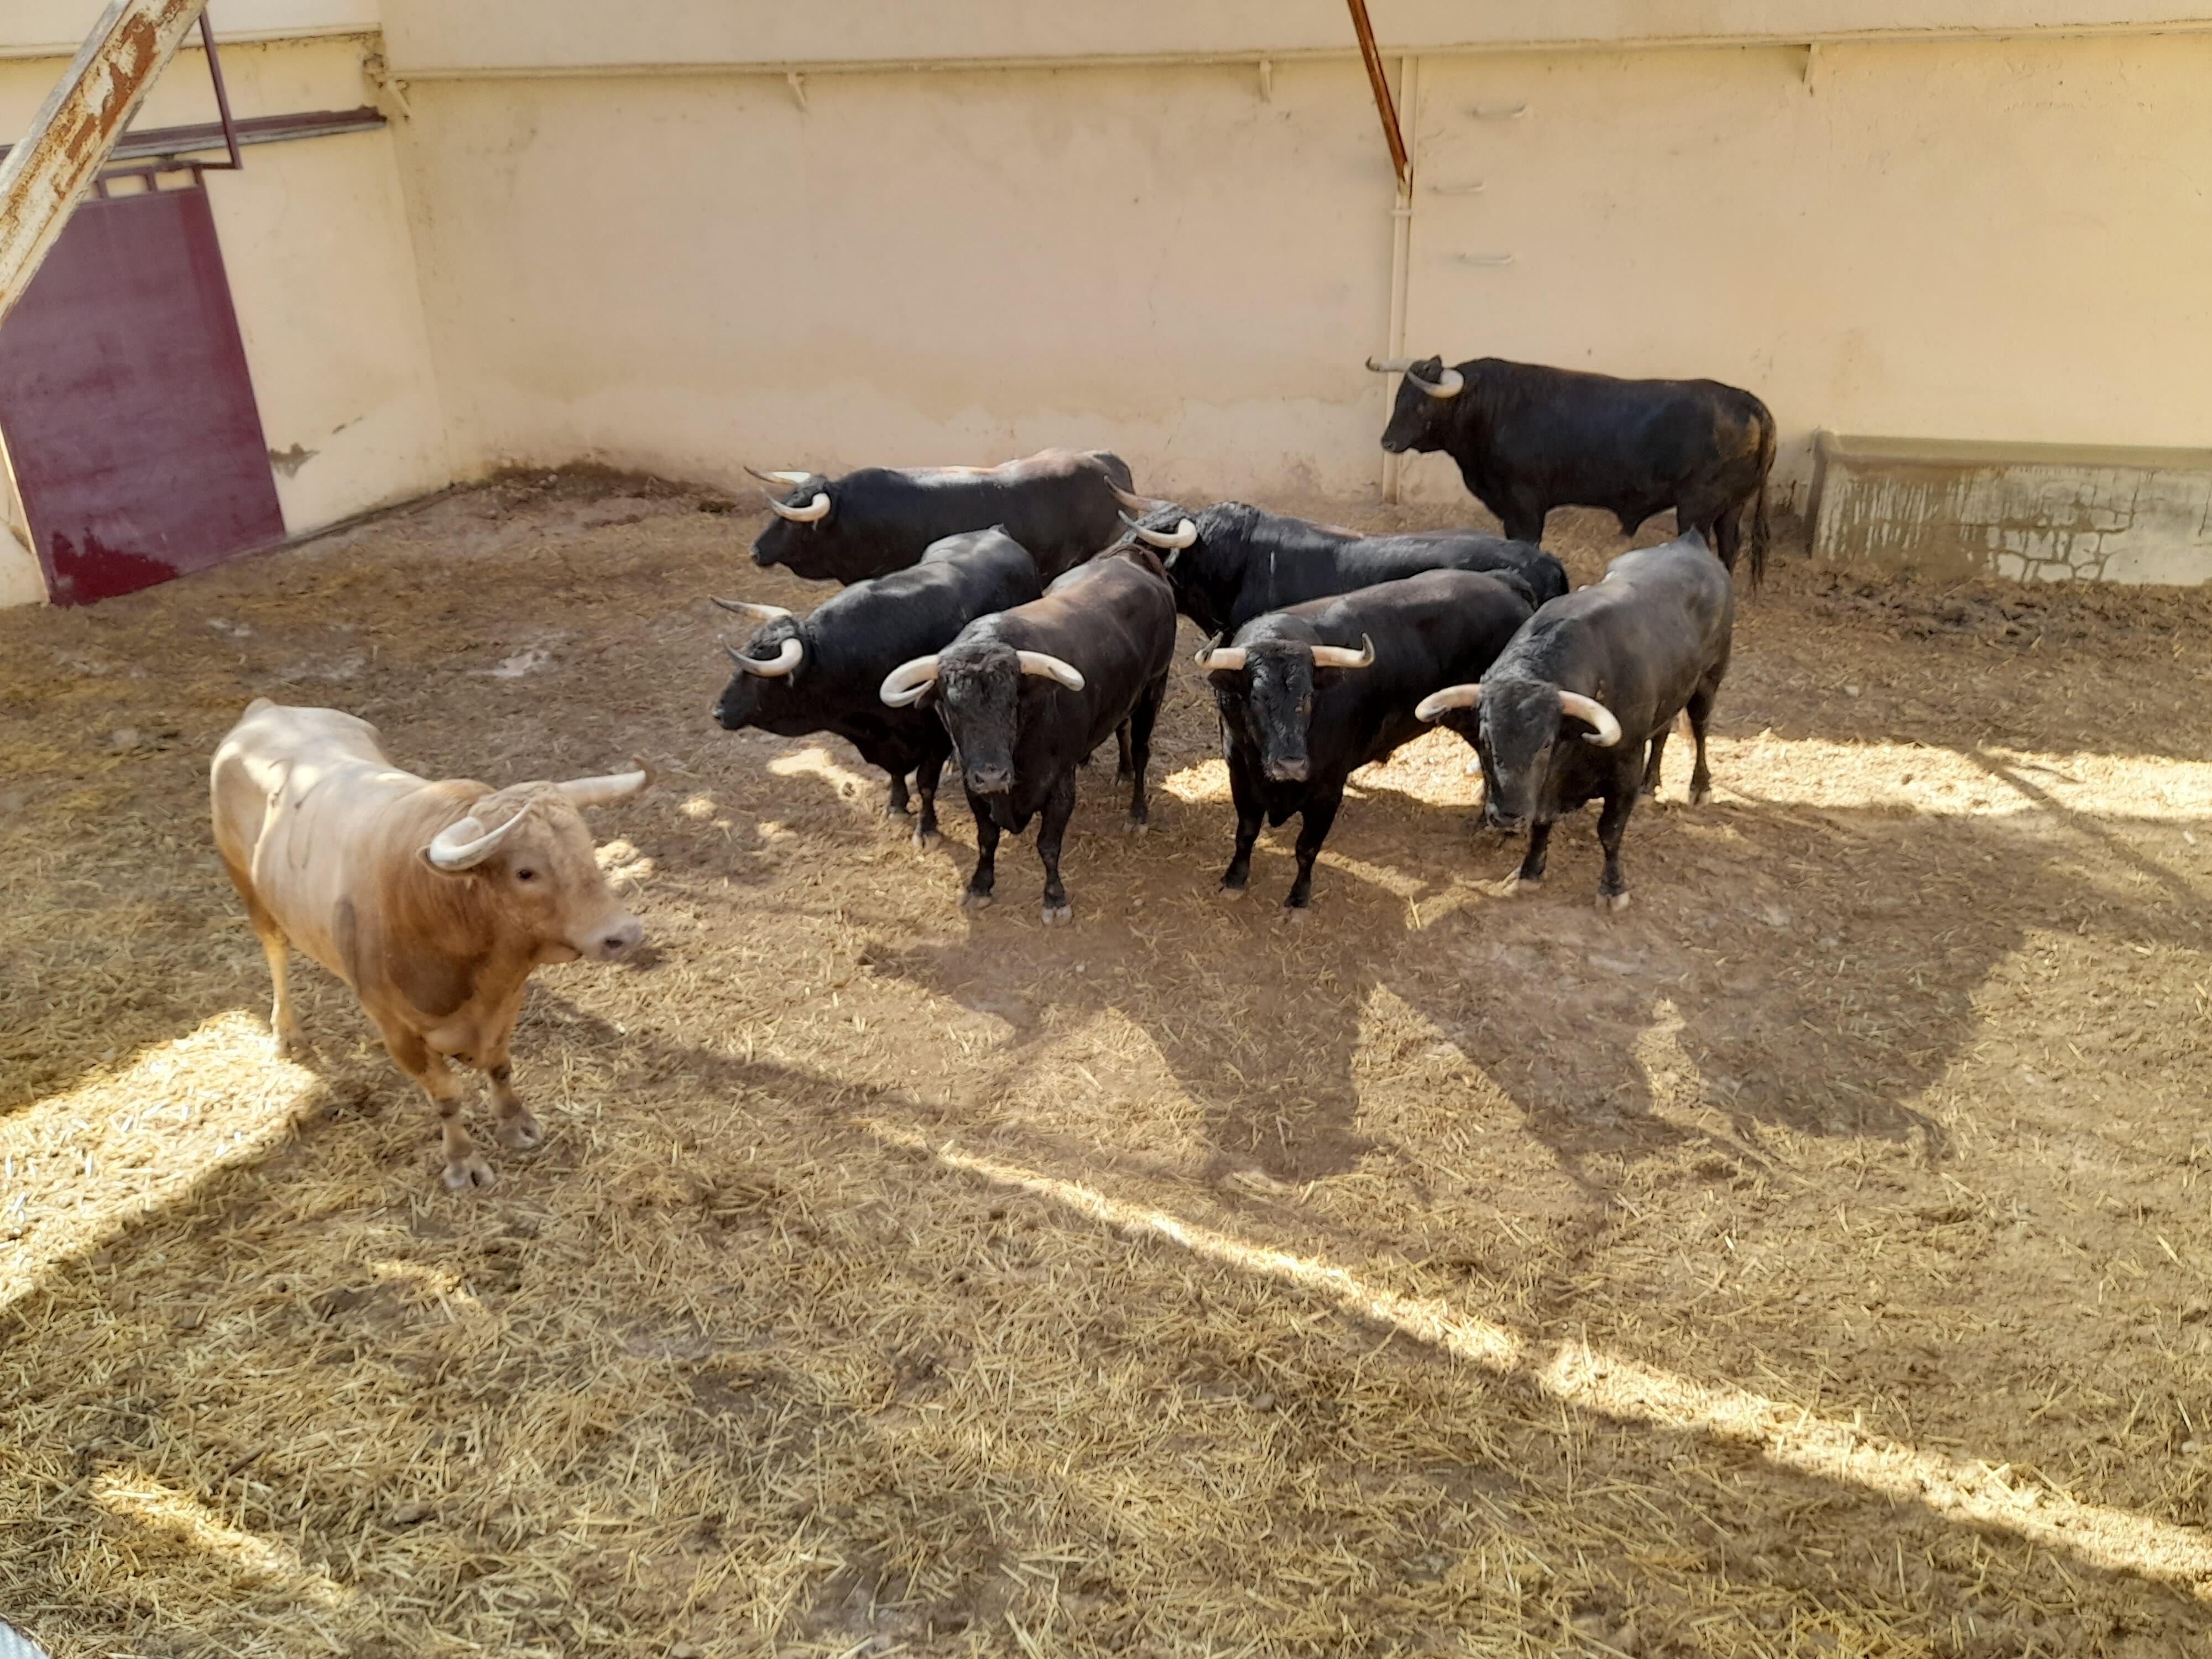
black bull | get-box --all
[1120,498,1564,638]
[879,548,1178,925]
[1204,569,1535,910]
[1417,531,1734,912]
[713,529,1044,846]
[750,448,1135,583]
[1376,355,1776,584]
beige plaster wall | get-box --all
[388,27,2212,524]
[1387,35,2212,513]
[390,58,1399,500]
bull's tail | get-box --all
[1746,405,1777,592]
[1091,450,1135,492]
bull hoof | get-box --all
[1503,874,1542,896]
[1041,902,1073,927]
[1689,784,1712,807]
[1598,890,1631,914]
[1219,881,1248,900]
[272,1025,304,1062]
[1282,904,1311,925]
[914,826,941,852]
[495,1112,544,1151]
[960,889,994,912]
[1124,816,1149,836]
[442,1155,496,1192]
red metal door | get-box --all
[0,175,284,606]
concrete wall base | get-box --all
[1810,431,2212,585]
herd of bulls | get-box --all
[212,353,1777,1189]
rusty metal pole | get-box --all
[0,0,211,332]
[1345,0,1409,196]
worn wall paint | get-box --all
[0,2,378,57]
[1812,437,2212,583]
[0,35,447,605]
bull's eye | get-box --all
[514,867,538,883]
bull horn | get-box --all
[746,466,816,487]
[1309,634,1375,670]
[1365,356,1416,373]
[1015,651,1085,691]
[764,491,831,524]
[1197,644,1247,672]
[1109,481,1173,514]
[712,597,794,622]
[1119,512,1198,551]
[880,655,941,707]
[425,802,533,871]
[1415,683,1481,721]
[557,758,654,808]
[727,636,804,678]
[1406,363,1465,400]
[1558,690,1623,747]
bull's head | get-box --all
[710,598,805,729]
[880,640,1083,797]
[1200,634,1374,785]
[747,468,833,569]
[1371,354,1465,456]
[421,766,652,962]
[1416,679,1620,830]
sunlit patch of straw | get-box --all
[0,1011,315,1311]
[93,1469,348,1608]
[898,1131,2212,1600]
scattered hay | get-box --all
[2,473,2209,1656]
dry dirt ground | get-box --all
[3,469,2211,1658]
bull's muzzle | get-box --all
[965,764,1014,796]
[589,916,645,961]
[1484,807,1528,833]
[1264,755,1311,784]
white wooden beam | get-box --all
[0,0,210,331]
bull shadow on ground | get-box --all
[857,771,2194,1204]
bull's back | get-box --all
[210,703,451,984]
[995,558,1177,743]
[822,539,1041,673]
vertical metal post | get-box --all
[197,11,243,171]
[1345,0,1410,195]
[1380,54,1418,505]
[0,0,212,332]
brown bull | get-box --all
[211,700,650,1191]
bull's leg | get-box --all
[1220,757,1263,898]
[1641,729,1668,797]
[223,859,304,1058]
[383,1022,492,1191]
[1036,768,1079,926]
[1595,779,1639,912]
[886,770,912,818]
[1499,497,1548,545]
[913,730,951,850]
[1285,785,1344,915]
[1115,721,1133,782]
[1124,672,1167,832]
[1710,508,1743,573]
[961,790,1000,910]
[1686,682,1719,806]
[478,1025,542,1154]
[1510,821,1553,889]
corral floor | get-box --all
[3,471,2211,1658]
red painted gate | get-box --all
[0,173,284,606]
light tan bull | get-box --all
[211,699,650,1191]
